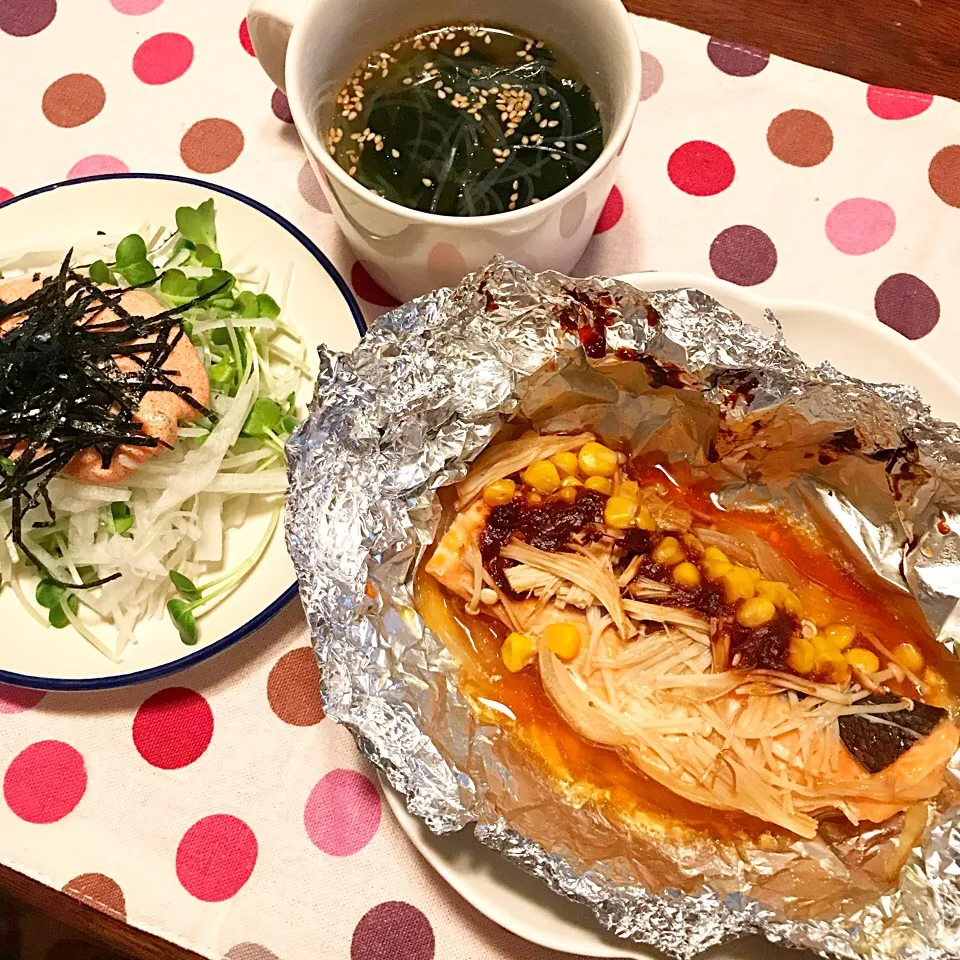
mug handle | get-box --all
[247,0,307,93]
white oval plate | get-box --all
[383,271,960,959]
[0,174,364,690]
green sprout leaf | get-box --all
[0,455,14,475]
[194,244,223,269]
[115,233,147,268]
[167,599,198,645]
[108,501,133,535]
[197,269,235,298]
[175,199,217,252]
[242,398,283,438]
[49,593,79,629]
[209,354,235,387]
[36,578,65,610]
[89,259,116,285]
[235,290,259,318]
[169,570,201,601]
[160,268,199,299]
[280,414,299,434]
[119,260,157,286]
[256,293,280,319]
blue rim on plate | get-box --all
[0,172,366,691]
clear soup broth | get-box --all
[320,23,605,217]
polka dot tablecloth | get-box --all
[1,2,960,959]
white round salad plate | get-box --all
[381,271,960,959]
[0,173,364,690]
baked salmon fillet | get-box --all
[425,432,960,839]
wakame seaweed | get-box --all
[0,254,218,587]
[324,24,604,216]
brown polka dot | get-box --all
[267,647,324,726]
[42,74,105,128]
[710,224,777,286]
[226,945,283,960]
[180,118,244,174]
[352,902,435,960]
[875,273,940,339]
[297,161,331,212]
[928,145,960,207]
[45,940,128,960]
[62,873,126,920]
[766,109,833,167]
[639,51,663,101]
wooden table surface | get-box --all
[3,2,958,958]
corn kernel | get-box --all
[722,566,756,603]
[522,460,561,494]
[483,478,517,507]
[605,495,638,529]
[526,492,543,506]
[543,622,581,660]
[744,567,762,584]
[703,546,728,563]
[822,623,856,651]
[555,485,579,504]
[672,561,702,591]
[814,649,851,685]
[561,475,582,488]
[636,505,656,531]
[845,647,880,674]
[736,596,776,628]
[551,451,580,477]
[618,480,640,502]
[703,559,733,581]
[923,667,948,691]
[893,642,925,674]
[583,476,613,495]
[787,636,815,674]
[578,441,618,478]
[501,632,537,672]
[652,536,685,566]
[756,580,803,616]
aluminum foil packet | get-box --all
[285,258,960,960]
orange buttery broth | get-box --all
[415,470,957,840]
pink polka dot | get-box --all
[0,188,13,204]
[305,769,381,856]
[4,741,86,823]
[133,33,193,84]
[67,155,129,179]
[867,86,933,120]
[110,0,163,13]
[271,89,293,123]
[668,141,735,196]
[0,684,44,714]
[351,262,400,308]
[825,198,896,255]
[176,815,257,901]
[133,687,213,769]
[239,18,255,56]
[593,186,624,233]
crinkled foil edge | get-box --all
[286,258,960,960]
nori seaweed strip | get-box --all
[0,254,224,589]
[838,692,948,773]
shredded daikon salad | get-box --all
[0,199,309,661]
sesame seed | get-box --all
[538,86,548,96]
[403,77,413,84]
[551,153,561,160]
[513,180,519,189]
[434,80,443,89]
[510,192,519,201]
[437,89,446,99]
[531,197,541,203]
[539,120,548,128]
[348,166,357,175]
[550,101,560,110]
[422,177,433,186]
[424,62,434,69]
[376,142,383,150]
[548,120,559,127]
[555,141,565,148]
[391,148,400,158]
[575,142,587,151]
[484,35,491,43]
[501,111,509,121]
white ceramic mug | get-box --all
[248,0,641,302]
